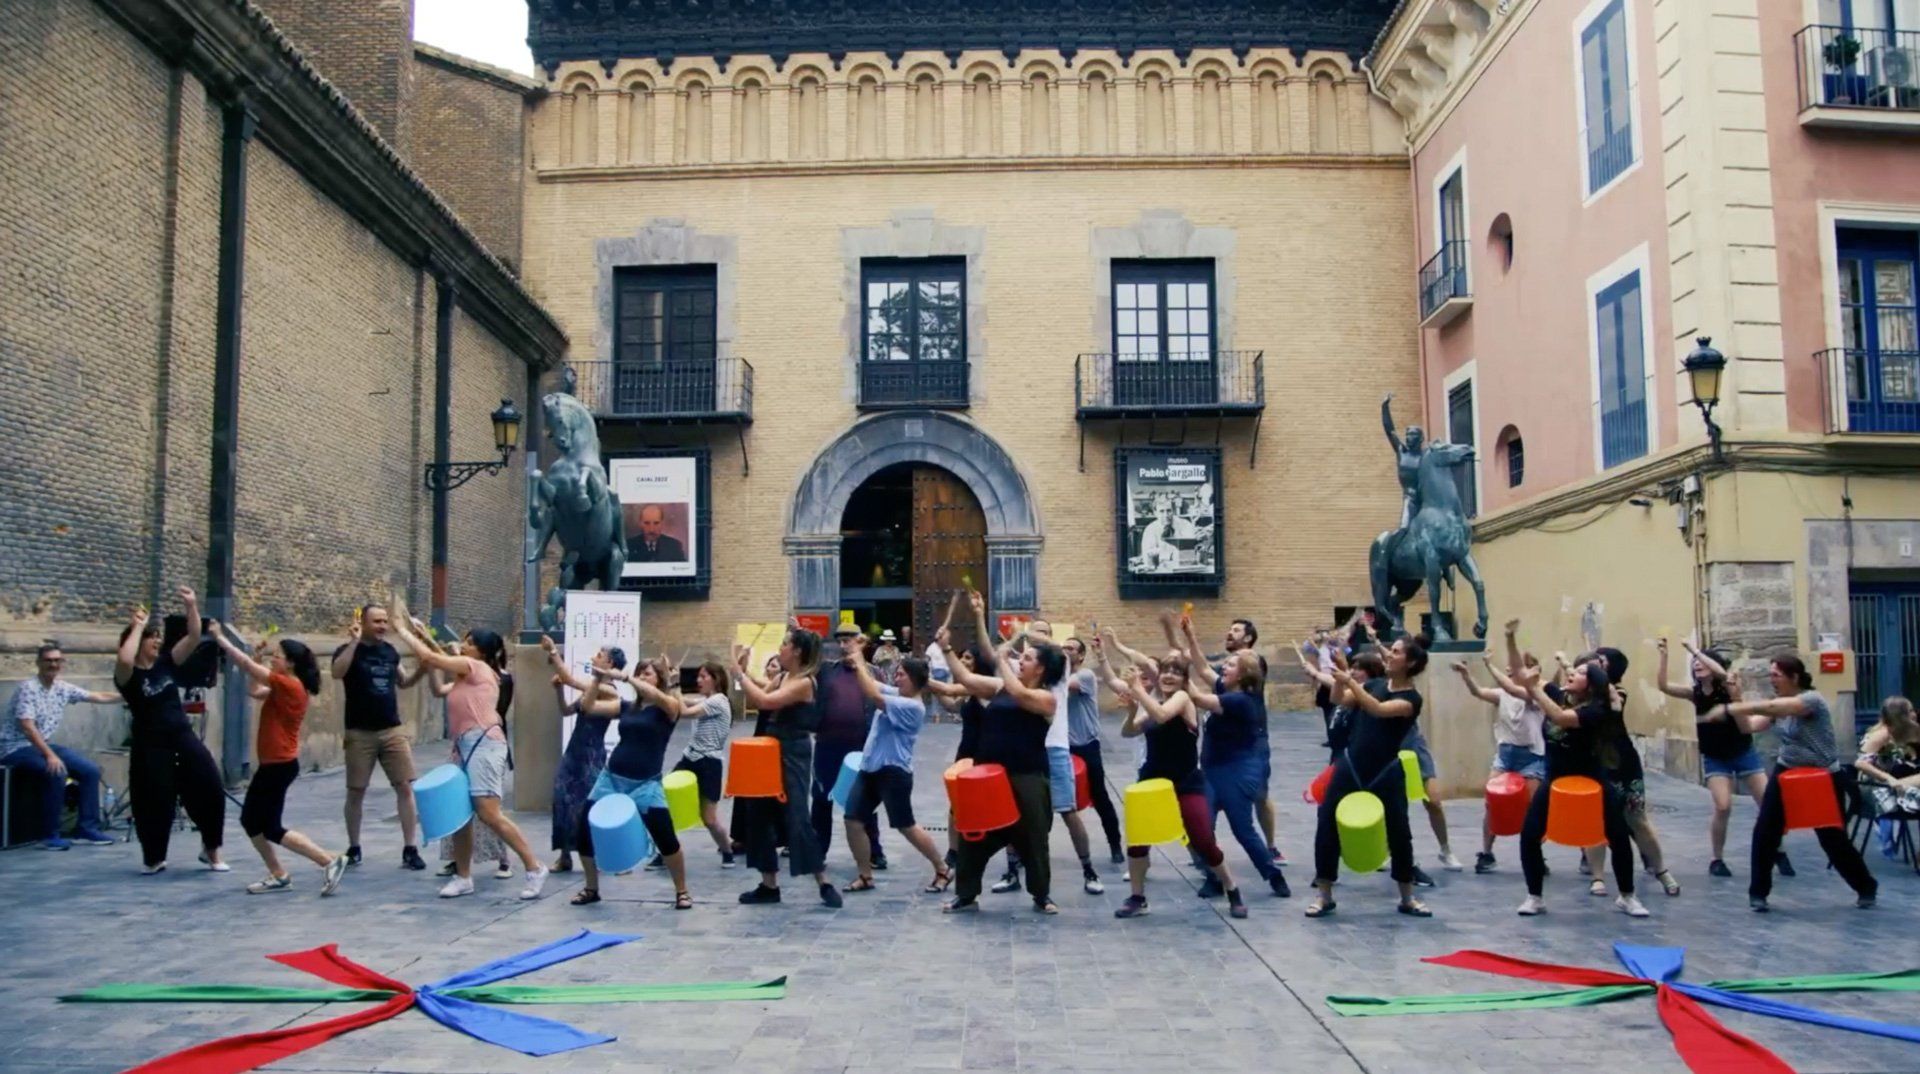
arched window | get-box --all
[1085,71,1112,154]
[1197,70,1224,153]
[565,82,596,165]
[795,75,824,159]
[1497,425,1525,488]
[621,81,652,163]
[911,73,940,156]
[1489,212,1515,273]
[853,74,882,158]
[1312,72,1339,153]
[1140,70,1168,153]
[737,77,767,160]
[1023,71,1055,154]
[679,79,710,162]
[967,73,996,156]
[1255,71,1283,152]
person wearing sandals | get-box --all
[1856,697,1920,861]
[672,661,737,867]
[541,637,620,875]
[115,591,228,875]
[1711,654,1878,912]
[1095,637,1244,919]
[730,628,843,909]
[838,644,953,895]
[205,624,347,896]
[942,618,1066,915]
[1657,638,1772,880]
[1573,647,1681,899]
[1515,657,1648,918]
[565,658,694,910]
[388,617,548,900]
[1305,637,1433,920]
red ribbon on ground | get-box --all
[123,946,415,1074]
[1423,949,1794,1074]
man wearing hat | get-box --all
[810,622,886,869]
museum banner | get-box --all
[561,589,641,747]
[1114,447,1224,598]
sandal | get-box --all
[943,897,980,914]
[844,875,877,893]
[1588,880,1608,897]
[570,888,601,906]
[674,890,693,910]
[1398,898,1433,918]
[923,869,954,894]
[1304,898,1337,918]
[1656,870,1681,897]
[1033,899,1059,915]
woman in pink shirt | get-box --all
[391,618,547,900]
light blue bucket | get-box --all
[831,751,864,811]
[588,793,653,873]
[414,764,472,842]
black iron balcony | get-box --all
[1796,25,1920,128]
[1075,350,1264,416]
[565,357,753,423]
[1817,347,1920,434]
[1419,240,1471,326]
[858,358,969,410]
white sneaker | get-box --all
[198,852,231,873]
[1083,875,1105,895]
[1516,895,1546,916]
[493,862,514,880]
[439,875,475,898]
[520,866,550,900]
[1438,850,1464,872]
[1616,894,1651,918]
[140,861,168,875]
[321,855,348,896]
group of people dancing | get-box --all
[42,583,1909,923]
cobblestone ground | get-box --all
[2,713,1915,1073]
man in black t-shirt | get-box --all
[329,604,426,870]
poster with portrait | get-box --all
[610,456,699,579]
[1115,448,1223,597]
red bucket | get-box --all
[1072,754,1091,812]
[723,737,785,802]
[1778,766,1843,831]
[1304,764,1335,804]
[949,763,1020,841]
[1485,771,1531,838]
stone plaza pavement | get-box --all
[1,712,1915,1074]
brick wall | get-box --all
[445,306,528,633]
[254,0,416,150]
[409,48,530,268]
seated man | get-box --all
[4,645,118,848]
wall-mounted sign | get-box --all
[1114,447,1224,599]
[606,448,711,598]
[561,589,641,748]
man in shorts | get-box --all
[330,604,425,870]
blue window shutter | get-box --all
[1596,270,1648,468]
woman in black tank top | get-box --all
[730,628,841,909]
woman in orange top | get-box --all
[209,624,348,896]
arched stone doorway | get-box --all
[786,412,1042,629]
[838,463,990,647]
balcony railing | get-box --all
[858,358,969,409]
[1818,347,1920,433]
[565,358,753,423]
[1796,25,1920,124]
[1599,397,1648,469]
[1587,131,1634,191]
[1418,240,1471,326]
[1075,351,1264,416]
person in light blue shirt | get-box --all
[840,646,958,896]
[1062,641,1124,864]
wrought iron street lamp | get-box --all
[423,399,523,491]
[1682,336,1726,461]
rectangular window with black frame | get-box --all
[1114,447,1224,599]
[1110,260,1218,408]
[860,258,968,408]
[612,265,718,417]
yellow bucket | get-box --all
[1336,791,1390,873]
[1122,778,1187,847]
[1399,749,1427,802]
[663,769,702,832]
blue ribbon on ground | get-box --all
[1671,982,1920,1046]
[1613,943,1686,983]
[411,930,642,1057]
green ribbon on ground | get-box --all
[443,977,788,1005]
[60,984,397,1004]
[1709,969,1920,995]
[1326,984,1651,1017]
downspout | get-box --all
[207,93,256,784]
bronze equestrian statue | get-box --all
[1370,394,1488,644]
[528,389,627,631]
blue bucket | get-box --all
[588,793,653,874]
[830,751,864,811]
[414,764,472,842]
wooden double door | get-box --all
[909,466,988,652]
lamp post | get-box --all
[423,399,523,491]
[1682,336,1726,462]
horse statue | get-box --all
[528,390,627,631]
[1368,440,1488,644]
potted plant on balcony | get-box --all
[1823,33,1864,103]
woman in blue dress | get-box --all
[542,635,622,874]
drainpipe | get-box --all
[430,268,455,631]
[207,94,256,784]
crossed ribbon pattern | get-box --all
[59,930,786,1074]
[1328,943,1920,1074]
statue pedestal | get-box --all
[1414,639,1492,800]
[511,638,562,812]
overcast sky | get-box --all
[415,0,535,76]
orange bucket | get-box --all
[1778,766,1843,831]
[1304,764,1335,804]
[1546,775,1606,848]
[723,736,785,802]
[1072,754,1091,812]
[949,763,1020,841]
[1485,772,1531,838]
